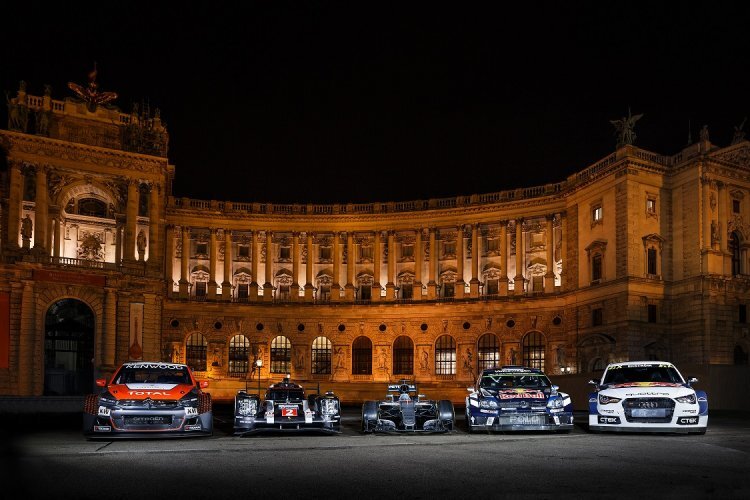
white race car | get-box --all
[588,361,708,434]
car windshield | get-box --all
[479,373,551,390]
[602,365,683,385]
[267,389,304,401]
[114,367,192,385]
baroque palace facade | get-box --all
[1,78,749,404]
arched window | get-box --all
[522,331,545,370]
[312,336,332,374]
[270,336,291,373]
[477,333,500,370]
[228,335,250,377]
[352,336,372,375]
[393,336,414,375]
[435,335,456,375]
[186,333,207,372]
[730,231,741,276]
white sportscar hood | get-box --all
[600,382,693,398]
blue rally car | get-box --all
[465,366,574,432]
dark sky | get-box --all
[2,2,750,204]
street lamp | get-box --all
[256,358,263,397]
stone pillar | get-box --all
[124,179,139,262]
[702,179,712,250]
[372,231,382,302]
[114,216,124,266]
[560,212,567,290]
[456,226,465,299]
[19,280,34,395]
[208,228,218,298]
[291,232,300,301]
[264,231,274,301]
[148,183,160,269]
[718,182,728,253]
[249,230,259,301]
[52,217,61,258]
[499,221,509,295]
[178,226,190,298]
[103,287,117,370]
[343,232,354,301]
[33,165,48,253]
[545,215,556,293]
[332,232,341,302]
[6,160,22,250]
[386,231,396,300]
[222,229,233,300]
[470,224,480,297]
[427,228,437,299]
[414,228,423,301]
[165,225,175,296]
[304,232,314,302]
[514,219,525,295]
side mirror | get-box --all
[588,379,599,389]
[199,380,209,389]
[687,377,698,385]
[551,384,560,392]
[96,378,107,387]
[466,387,475,393]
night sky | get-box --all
[2,2,750,204]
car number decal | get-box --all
[98,406,111,417]
[185,407,198,416]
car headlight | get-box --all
[98,395,117,406]
[675,394,696,404]
[547,397,565,409]
[320,399,339,416]
[236,398,258,416]
[179,396,199,407]
[599,394,621,405]
[479,399,498,409]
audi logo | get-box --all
[638,401,658,408]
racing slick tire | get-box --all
[437,400,455,431]
[361,400,378,433]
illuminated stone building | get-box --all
[1,79,749,405]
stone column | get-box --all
[19,280,34,395]
[545,215,556,293]
[470,224,480,297]
[345,232,355,301]
[372,231,382,302]
[33,165,48,253]
[208,228,218,298]
[148,183,160,269]
[103,287,117,370]
[332,232,341,302]
[6,160,22,250]
[263,231,274,301]
[499,221,509,295]
[178,226,190,298]
[702,179,712,250]
[427,228,438,299]
[124,179,139,262]
[386,231,396,300]
[249,230,259,301]
[165,225,175,296]
[456,226,465,299]
[514,219,525,295]
[560,212,567,290]
[414,228,423,301]
[222,229,233,300]
[718,182,728,252]
[52,217,61,258]
[304,232,314,302]
[291,232,300,301]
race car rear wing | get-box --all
[388,383,417,393]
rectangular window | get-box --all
[443,283,455,298]
[443,241,456,258]
[360,245,373,261]
[592,205,603,222]
[320,247,331,261]
[195,282,207,297]
[485,238,499,253]
[592,308,603,326]
[740,304,747,324]
[592,255,603,282]
[196,242,208,255]
[733,199,741,214]
[237,284,249,299]
[401,284,413,299]
[647,248,657,275]
[319,285,330,301]
[401,244,414,260]
[278,284,290,300]
[647,304,657,323]
[279,246,291,260]
[238,245,250,258]
[486,280,498,295]
[532,276,543,291]
[647,198,657,214]
[359,285,371,301]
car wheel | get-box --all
[361,401,378,433]
[437,400,454,431]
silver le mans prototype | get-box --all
[234,376,341,435]
[83,361,213,438]
[361,380,455,433]
[466,366,574,432]
[588,361,708,434]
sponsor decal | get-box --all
[677,417,699,425]
[281,407,298,417]
[184,424,202,431]
[599,409,615,414]
[682,409,697,414]
[93,425,112,432]
[127,391,174,396]
[498,389,545,399]
[613,382,681,389]
[624,391,672,396]
[125,362,186,370]
[480,409,497,414]
[608,363,672,369]
[97,406,111,417]
[598,416,621,424]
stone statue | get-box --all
[610,109,643,149]
[700,125,710,142]
[136,230,147,258]
[21,215,33,240]
[508,347,518,365]
[419,349,430,371]
[35,110,50,136]
[334,347,345,371]
[556,345,567,371]
[732,118,747,145]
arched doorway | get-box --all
[44,299,95,395]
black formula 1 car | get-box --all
[83,361,213,439]
[361,380,455,433]
[234,376,341,435]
